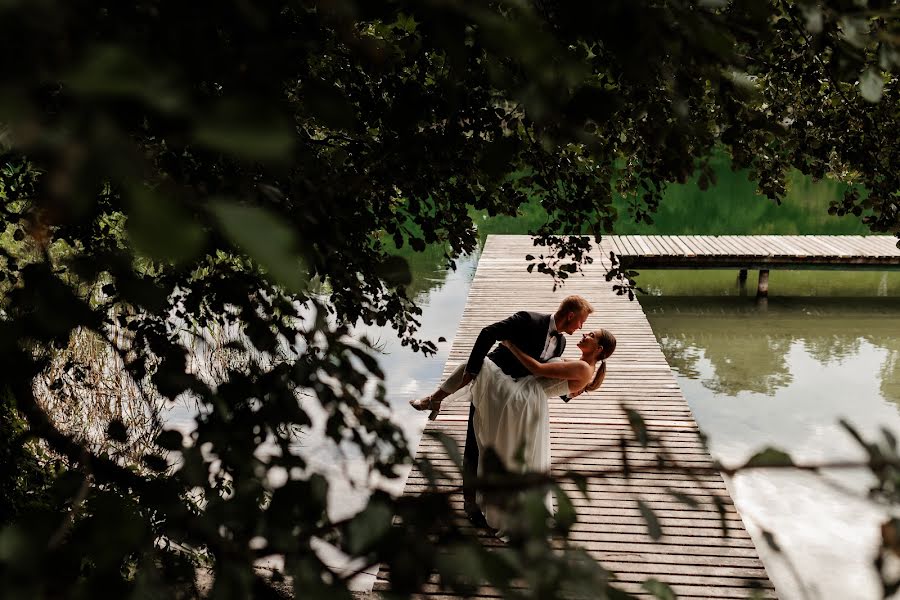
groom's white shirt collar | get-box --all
[541,318,558,360]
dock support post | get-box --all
[738,269,748,296]
[757,269,769,298]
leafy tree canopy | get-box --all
[0,1,898,598]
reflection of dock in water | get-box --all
[375,235,777,599]
[641,295,900,317]
[642,295,900,407]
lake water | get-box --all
[641,273,900,600]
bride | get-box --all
[446,328,617,531]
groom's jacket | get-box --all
[465,311,566,381]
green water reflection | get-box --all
[642,294,900,404]
[639,269,900,297]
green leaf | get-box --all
[346,500,393,555]
[713,494,730,537]
[127,187,206,262]
[194,98,294,161]
[522,489,552,535]
[666,488,699,509]
[51,470,88,501]
[637,500,662,540]
[415,457,453,486]
[209,199,306,291]
[154,429,183,451]
[743,446,793,468]
[179,446,207,487]
[625,408,649,446]
[345,344,384,379]
[291,555,354,600]
[840,419,867,445]
[106,419,128,442]
[376,255,412,287]
[642,577,677,600]
[435,543,487,591]
[552,484,577,533]
[425,430,463,471]
[0,525,38,566]
[142,454,168,473]
[761,529,781,553]
[304,79,358,131]
[66,45,183,113]
[859,69,884,103]
[800,4,823,33]
[566,470,589,498]
[882,427,898,452]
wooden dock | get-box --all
[608,234,900,270]
[376,234,896,598]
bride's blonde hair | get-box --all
[583,329,616,393]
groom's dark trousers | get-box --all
[461,311,567,507]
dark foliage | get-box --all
[0,1,897,598]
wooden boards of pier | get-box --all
[606,234,900,270]
[374,234,781,599]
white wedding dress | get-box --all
[447,358,570,531]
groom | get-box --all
[411,295,594,525]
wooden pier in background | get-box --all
[609,234,900,297]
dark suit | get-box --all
[463,311,566,504]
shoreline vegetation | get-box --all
[396,151,870,298]
[2,1,898,597]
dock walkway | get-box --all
[377,234,896,598]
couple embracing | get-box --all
[411,295,616,531]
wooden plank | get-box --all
[663,234,694,257]
[699,235,729,256]
[600,234,900,270]
[631,235,657,257]
[678,235,706,256]
[798,235,841,257]
[683,235,715,256]
[876,236,900,256]
[857,235,896,257]
[784,235,818,257]
[728,235,765,257]
[617,235,641,257]
[646,235,674,256]
[773,235,808,258]
[694,235,720,256]
[713,235,746,256]
[650,235,679,256]
[705,233,735,255]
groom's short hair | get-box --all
[556,295,593,317]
